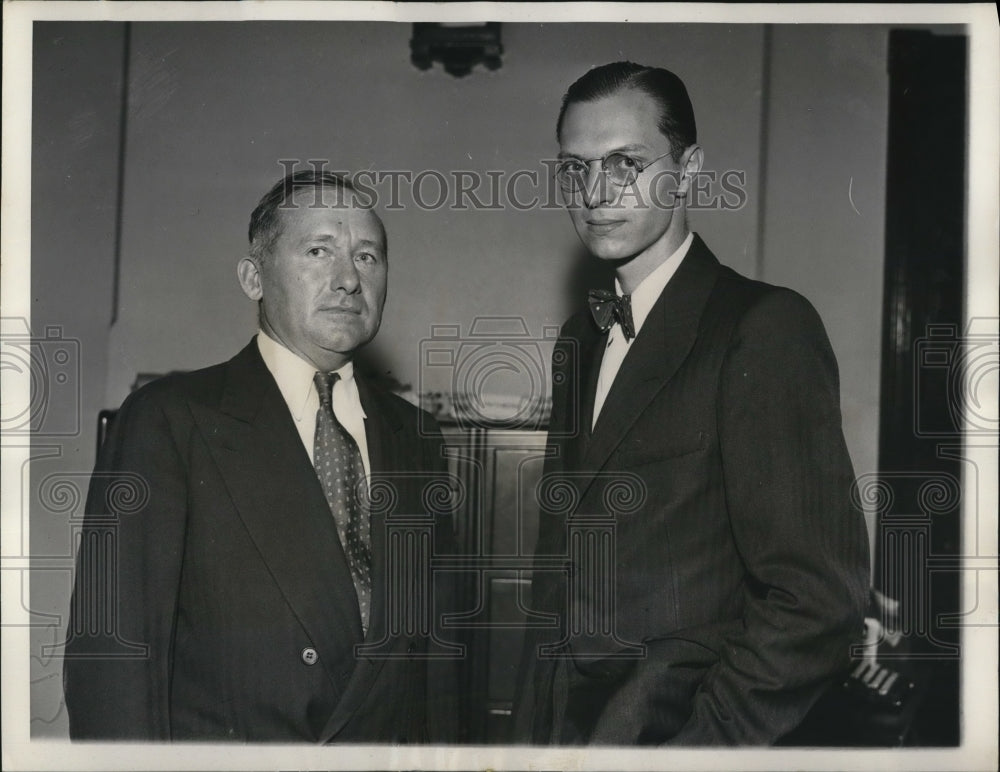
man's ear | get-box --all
[237,256,263,301]
[677,145,704,198]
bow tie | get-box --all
[588,289,635,341]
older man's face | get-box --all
[250,190,388,371]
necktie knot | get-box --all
[588,289,636,341]
[313,371,339,409]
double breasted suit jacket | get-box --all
[514,235,870,745]
[64,339,458,742]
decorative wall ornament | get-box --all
[410,22,503,78]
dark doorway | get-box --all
[877,27,967,746]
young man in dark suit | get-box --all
[63,171,458,742]
[514,62,870,745]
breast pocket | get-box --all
[618,429,709,468]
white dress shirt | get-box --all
[257,331,371,479]
[592,232,694,428]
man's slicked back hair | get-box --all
[556,61,697,162]
[248,170,362,262]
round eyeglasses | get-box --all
[554,150,673,193]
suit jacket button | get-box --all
[301,647,319,665]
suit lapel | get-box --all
[198,341,363,695]
[577,236,721,498]
[569,322,606,468]
[355,373,403,650]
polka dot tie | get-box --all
[313,371,372,633]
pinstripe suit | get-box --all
[514,236,870,745]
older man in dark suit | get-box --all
[514,62,870,745]
[63,171,458,742]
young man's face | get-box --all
[559,88,690,266]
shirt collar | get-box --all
[614,231,694,337]
[256,330,365,421]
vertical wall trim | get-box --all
[754,24,773,281]
[110,22,131,326]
